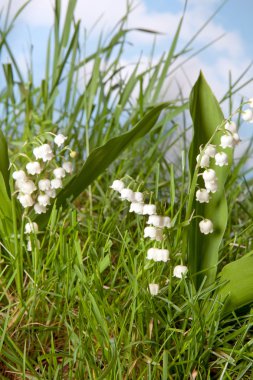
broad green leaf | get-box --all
[36,103,187,225]
[0,130,11,197]
[0,172,13,236]
[188,72,232,288]
[218,252,253,314]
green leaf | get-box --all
[218,252,253,314]
[0,129,11,197]
[36,102,187,225]
[188,72,232,288]
[0,172,13,236]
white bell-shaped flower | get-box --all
[54,134,67,147]
[220,134,234,149]
[38,194,51,207]
[129,202,144,215]
[205,180,218,193]
[12,170,27,181]
[215,152,228,167]
[110,180,125,192]
[18,180,37,195]
[144,226,163,241]
[225,121,237,133]
[173,265,188,279]
[196,154,210,168]
[146,247,169,262]
[25,222,39,234]
[147,215,171,228]
[38,179,51,191]
[133,192,144,203]
[18,194,34,208]
[232,133,240,146]
[143,204,157,215]
[120,188,135,201]
[204,144,216,158]
[148,283,159,295]
[53,167,66,179]
[62,161,73,174]
[242,108,253,122]
[202,169,217,182]
[34,203,47,214]
[45,188,56,198]
[199,219,213,234]
[196,189,210,203]
[51,178,63,189]
[26,161,42,175]
[33,144,53,162]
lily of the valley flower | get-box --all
[51,178,63,189]
[62,161,73,174]
[12,170,27,181]
[144,226,163,241]
[205,180,218,193]
[196,189,210,203]
[110,179,125,192]
[54,134,67,147]
[18,194,34,208]
[202,169,217,182]
[204,144,216,158]
[147,215,171,228]
[143,204,157,215]
[53,167,66,179]
[120,188,135,202]
[38,194,51,207]
[215,152,228,167]
[38,179,51,191]
[25,222,39,234]
[34,203,47,214]
[225,121,237,133]
[220,134,234,149]
[146,247,169,262]
[129,202,144,214]
[133,192,144,203]
[33,144,54,162]
[173,265,188,278]
[148,283,159,295]
[242,108,253,122]
[196,154,210,168]
[199,219,213,234]
[26,161,42,175]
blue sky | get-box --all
[0,0,252,103]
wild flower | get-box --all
[25,222,39,234]
[26,162,42,175]
[38,194,51,207]
[220,134,234,149]
[129,202,144,214]
[215,152,228,167]
[242,108,253,122]
[148,283,159,295]
[51,178,63,189]
[144,226,163,241]
[146,248,169,262]
[18,194,34,208]
[143,204,157,215]
[54,134,67,147]
[202,169,217,182]
[147,215,171,228]
[133,192,144,202]
[110,179,125,192]
[199,219,213,234]
[62,161,73,174]
[173,265,188,278]
[34,203,47,214]
[205,180,218,193]
[53,167,66,179]
[225,121,237,133]
[204,144,216,158]
[38,179,51,191]
[12,170,27,181]
[196,189,210,203]
[196,154,210,168]
[120,188,135,201]
[33,144,54,162]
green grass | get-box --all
[0,1,253,378]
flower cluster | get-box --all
[12,134,74,215]
[195,120,241,235]
[242,98,253,123]
[111,178,188,295]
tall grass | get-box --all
[0,1,253,379]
